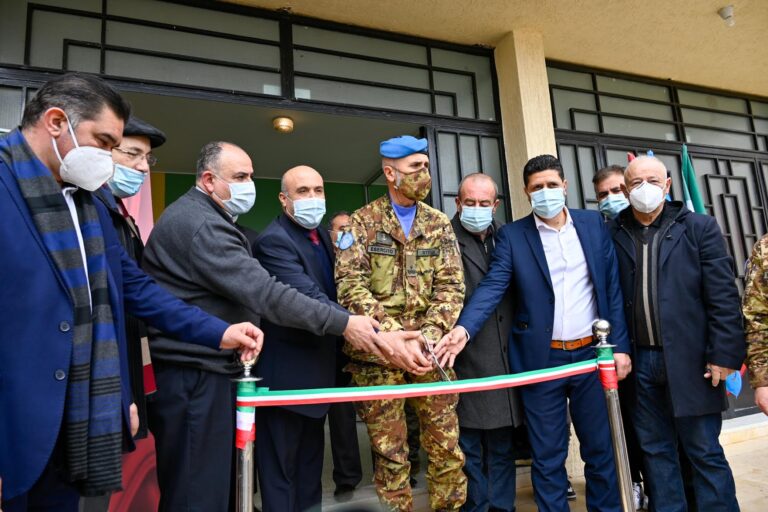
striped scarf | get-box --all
[0,129,123,496]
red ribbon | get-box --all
[598,361,619,390]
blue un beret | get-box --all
[380,135,428,158]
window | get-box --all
[548,63,768,153]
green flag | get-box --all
[681,144,706,214]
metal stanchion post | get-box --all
[592,319,634,512]
[233,359,261,512]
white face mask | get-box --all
[530,187,566,219]
[290,197,326,229]
[460,206,494,233]
[213,175,256,217]
[51,112,114,191]
[629,181,665,213]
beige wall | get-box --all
[494,29,556,219]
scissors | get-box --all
[421,330,451,382]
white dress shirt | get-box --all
[534,209,597,340]
[62,186,92,307]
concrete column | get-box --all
[495,33,586,479]
[494,29,557,219]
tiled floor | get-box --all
[321,414,768,511]
[515,427,768,512]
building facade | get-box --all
[1,0,765,421]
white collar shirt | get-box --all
[534,208,597,340]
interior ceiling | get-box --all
[124,91,418,181]
[226,0,768,97]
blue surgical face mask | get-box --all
[291,197,326,229]
[530,187,566,219]
[214,175,256,217]
[598,193,630,219]
[460,206,494,233]
[108,164,146,198]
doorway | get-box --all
[123,91,422,231]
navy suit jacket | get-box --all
[253,214,346,418]
[0,154,228,500]
[457,209,629,374]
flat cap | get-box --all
[123,116,166,148]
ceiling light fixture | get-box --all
[272,116,294,134]
[718,4,735,27]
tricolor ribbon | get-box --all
[237,359,599,407]
[596,349,619,390]
[235,379,257,449]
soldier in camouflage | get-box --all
[335,135,467,511]
[744,234,768,415]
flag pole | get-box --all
[592,319,634,512]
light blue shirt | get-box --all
[390,194,417,238]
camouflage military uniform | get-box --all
[744,234,768,388]
[336,194,467,511]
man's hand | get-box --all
[434,326,469,368]
[129,402,139,438]
[704,363,737,387]
[614,353,632,380]
[220,322,264,362]
[344,315,391,360]
[380,331,432,374]
[755,387,768,416]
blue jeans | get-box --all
[633,347,739,512]
[459,426,516,512]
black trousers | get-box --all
[148,363,235,512]
[256,407,325,512]
[327,401,362,489]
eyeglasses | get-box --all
[113,147,158,167]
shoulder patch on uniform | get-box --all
[416,248,440,257]
[367,245,396,256]
[338,231,355,250]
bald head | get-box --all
[455,172,500,216]
[458,173,498,201]
[279,165,325,215]
[625,156,667,188]
[281,165,322,193]
[624,155,671,218]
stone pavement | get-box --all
[320,413,768,511]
